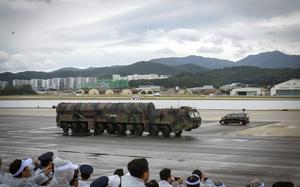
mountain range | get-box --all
[0,51,299,82]
[151,51,300,69]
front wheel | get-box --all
[62,123,69,136]
[174,130,182,136]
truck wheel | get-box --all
[161,125,171,137]
[94,123,105,135]
[80,122,89,133]
[129,129,135,135]
[70,122,79,135]
[62,123,69,136]
[106,124,115,134]
[149,125,159,136]
[116,124,127,136]
[135,125,144,136]
[174,130,182,136]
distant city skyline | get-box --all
[1,0,300,73]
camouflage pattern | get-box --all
[56,102,201,137]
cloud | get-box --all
[197,46,223,54]
[1,0,300,72]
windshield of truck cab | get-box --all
[189,112,195,118]
[193,112,200,118]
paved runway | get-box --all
[0,114,300,186]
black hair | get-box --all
[114,168,124,177]
[272,181,294,187]
[186,175,200,187]
[40,160,52,168]
[159,168,171,181]
[81,173,91,180]
[9,159,24,178]
[70,169,79,186]
[192,169,202,179]
[146,179,159,187]
[127,158,149,178]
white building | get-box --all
[13,79,30,87]
[271,79,300,96]
[220,83,244,91]
[230,87,266,96]
[118,74,170,81]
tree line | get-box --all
[0,85,37,95]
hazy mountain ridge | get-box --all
[151,51,300,69]
[0,51,299,83]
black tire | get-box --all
[161,125,171,137]
[106,124,115,134]
[135,125,144,136]
[79,122,89,133]
[70,122,79,134]
[129,129,135,135]
[62,123,69,135]
[116,124,127,136]
[220,121,224,125]
[149,125,159,136]
[174,130,182,136]
[94,123,105,135]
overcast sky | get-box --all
[0,0,300,73]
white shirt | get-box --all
[159,180,172,187]
[121,174,145,187]
[78,180,90,187]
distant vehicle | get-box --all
[153,92,160,96]
[219,113,249,125]
[56,102,201,137]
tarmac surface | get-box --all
[0,109,300,186]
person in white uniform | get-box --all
[35,152,54,186]
[48,157,78,187]
[121,158,149,187]
[78,164,93,187]
[158,168,172,187]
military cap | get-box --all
[186,174,200,186]
[90,176,109,187]
[79,164,93,175]
[38,152,54,162]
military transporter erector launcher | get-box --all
[56,102,201,137]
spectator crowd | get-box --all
[0,152,296,187]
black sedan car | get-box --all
[219,113,249,125]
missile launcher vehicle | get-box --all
[56,102,201,137]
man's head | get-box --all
[186,174,201,187]
[146,179,159,187]
[159,168,171,183]
[91,176,109,187]
[38,151,54,168]
[9,158,32,178]
[113,168,124,177]
[192,169,203,179]
[272,181,294,187]
[79,164,93,180]
[127,158,149,182]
